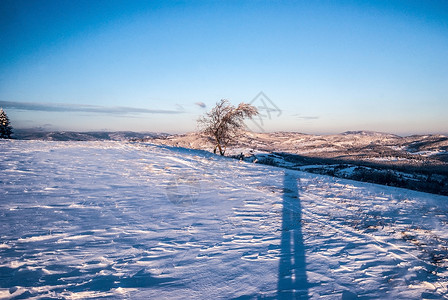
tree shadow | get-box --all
[277,172,309,299]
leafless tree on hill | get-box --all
[198,99,258,156]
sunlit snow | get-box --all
[1,140,447,299]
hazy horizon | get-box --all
[10,122,448,138]
[1,1,447,135]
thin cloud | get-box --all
[297,116,319,120]
[195,102,206,108]
[0,100,182,115]
[291,113,320,120]
[175,104,186,112]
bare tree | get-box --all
[198,99,258,156]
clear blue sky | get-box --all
[1,0,447,135]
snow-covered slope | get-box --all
[147,131,448,195]
[147,131,448,160]
[1,140,447,299]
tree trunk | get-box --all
[214,143,225,156]
[213,136,225,156]
[217,143,225,156]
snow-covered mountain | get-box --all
[146,130,448,159]
[12,129,166,141]
[146,131,448,195]
[1,140,447,299]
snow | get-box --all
[413,150,448,157]
[370,157,409,162]
[1,140,448,299]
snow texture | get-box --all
[1,140,447,299]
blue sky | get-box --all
[0,0,447,135]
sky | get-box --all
[0,0,447,135]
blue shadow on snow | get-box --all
[277,172,309,299]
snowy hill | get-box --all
[147,131,448,195]
[1,140,448,299]
[146,131,448,160]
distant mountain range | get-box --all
[12,128,166,141]
[145,130,448,164]
[145,130,448,195]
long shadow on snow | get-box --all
[277,172,309,299]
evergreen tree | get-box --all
[0,108,13,139]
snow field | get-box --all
[0,140,447,299]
